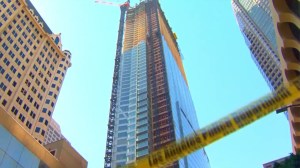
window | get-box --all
[18,38,23,45]
[41,85,46,92]
[27,95,33,103]
[116,154,126,160]
[6,9,12,16]
[12,30,17,37]
[17,73,21,78]
[41,130,45,136]
[38,71,44,78]
[37,93,42,100]
[119,119,128,124]
[13,44,19,51]
[18,113,25,122]
[47,71,52,77]
[1,14,7,21]
[22,32,27,38]
[3,58,10,66]
[11,4,16,11]
[10,66,16,73]
[38,117,44,122]
[7,90,12,96]
[5,73,12,82]
[33,64,38,71]
[8,50,14,58]
[15,58,21,66]
[30,111,36,119]
[117,146,127,152]
[24,45,29,52]
[118,132,127,138]
[23,104,29,112]
[11,106,18,115]
[16,97,23,105]
[26,121,32,129]
[118,126,127,131]
[2,99,7,106]
[34,102,39,109]
[29,72,34,79]
[31,87,37,94]
[0,65,4,74]
[35,127,40,133]
[42,108,47,113]
[41,64,46,71]
[16,24,22,31]
[45,99,50,104]
[7,36,13,44]
[0,82,7,91]
[35,79,40,86]
[2,43,8,51]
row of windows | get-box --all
[35,127,46,136]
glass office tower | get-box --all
[104,0,210,168]
[232,0,283,91]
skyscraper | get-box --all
[104,0,210,167]
[0,0,71,144]
[231,0,283,91]
[232,0,300,154]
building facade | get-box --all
[231,0,283,91]
[43,119,65,145]
[232,0,300,154]
[0,0,71,144]
[0,105,87,168]
[268,0,300,153]
[104,0,210,167]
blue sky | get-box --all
[30,0,291,167]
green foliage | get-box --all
[273,153,300,168]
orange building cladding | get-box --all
[269,0,300,154]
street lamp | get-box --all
[276,104,300,114]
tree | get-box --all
[272,153,300,168]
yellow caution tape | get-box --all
[123,77,300,168]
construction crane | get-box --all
[95,1,130,168]
[95,0,130,7]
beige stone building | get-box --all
[44,119,65,145]
[0,0,71,144]
[269,0,300,153]
[0,104,87,168]
[0,0,87,167]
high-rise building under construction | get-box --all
[104,0,210,167]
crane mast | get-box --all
[104,1,129,168]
